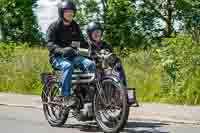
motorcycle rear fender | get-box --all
[40,73,57,100]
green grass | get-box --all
[121,50,163,103]
[0,47,200,105]
[121,49,200,105]
[0,47,51,95]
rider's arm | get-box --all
[46,22,65,55]
[75,23,89,49]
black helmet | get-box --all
[87,22,103,40]
[58,0,76,19]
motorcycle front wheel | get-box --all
[93,79,130,133]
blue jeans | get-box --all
[52,56,96,96]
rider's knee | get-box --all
[89,61,96,72]
[84,61,95,72]
[62,62,73,71]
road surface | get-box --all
[0,106,200,133]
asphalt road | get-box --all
[0,106,200,133]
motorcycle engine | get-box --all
[73,86,95,121]
[74,102,94,121]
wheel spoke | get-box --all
[101,108,120,128]
[42,80,69,127]
[47,83,64,121]
[98,90,108,105]
[94,80,129,131]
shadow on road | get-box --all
[124,121,169,133]
[63,121,101,132]
[61,121,169,133]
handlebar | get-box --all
[96,53,112,59]
[96,49,113,59]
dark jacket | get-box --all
[89,41,127,86]
[89,41,113,57]
[46,19,88,63]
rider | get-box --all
[46,0,95,107]
[86,22,139,106]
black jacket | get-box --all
[89,41,123,69]
[46,19,88,63]
[89,41,113,57]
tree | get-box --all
[0,0,43,44]
[104,0,136,48]
[74,0,101,28]
[176,0,200,43]
[131,0,176,37]
[75,0,147,48]
[132,0,200,38]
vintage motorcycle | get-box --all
[40,44,136,133]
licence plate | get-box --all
[128,90,134,98]
[127,90,135,104]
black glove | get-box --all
[62,47,78,57]
[91,53,98,59]
[71,41,80,50]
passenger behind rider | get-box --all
[86,22,139,107]
[86,22,128,87]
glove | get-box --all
[62,47,78,57]
[71,41,80,50]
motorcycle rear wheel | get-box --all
[42,80,69,127]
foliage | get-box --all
[0,42,51,95]
[157,34,200,104]
[104,0,136,48]
[1,41,200,104]
[73,0,101,31]
[129,0,200,42]
[0,0,44,43]
[0,0,200,105]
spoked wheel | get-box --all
[93,79,130,133]
[42,80,69,127]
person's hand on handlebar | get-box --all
[71,41,80,50]
[58,42,79,57]
[62,47,77,57]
